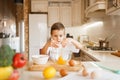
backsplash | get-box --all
[66,15,120,50]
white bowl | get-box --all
[32,55,49,64]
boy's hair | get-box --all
[51,22,65,34]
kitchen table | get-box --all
[19,62,120,80]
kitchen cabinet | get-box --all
[48,1,72,27]
[48,6,59,27]
[106,0,120,15]
[72,0,82,26]
[85,0,105,18]
[31,0,48,12]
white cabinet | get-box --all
[31,0,48,12]
[48,2,72,27]
[106,0,120,15]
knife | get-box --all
[94,63,120,74]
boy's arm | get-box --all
[62,38,83,49]
[70,38,83,49]
[40,40,51,54]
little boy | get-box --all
[40,22,83,55]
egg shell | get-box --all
[68,60,76,66]
[90,70,102,79]
[59,69,68,77]
[82,68,89,77]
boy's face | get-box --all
[51,29,65,43]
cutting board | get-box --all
[111,51,120,57]
[28,60,83,71]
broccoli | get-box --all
[0,45,15,67]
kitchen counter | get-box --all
[72,45,120,61]
[80,48,120,61]
[19,62,120,80]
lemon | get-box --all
[43,66,56,79]
[57,56,66,65]
[0,66,13,80]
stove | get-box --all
[90,46,113,51]
[88,46,117,53]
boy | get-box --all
[40,22,83,55]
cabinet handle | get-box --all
[113,0,118,7]
[116,0,120,8]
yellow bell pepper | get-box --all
[0,66,13,80]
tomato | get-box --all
[13,53,27,68]
[9,69,19,80]
[0,66,13,80]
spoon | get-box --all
[95,63,120,74]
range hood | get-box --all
[85,0,106,18]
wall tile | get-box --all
[66,16,120,50]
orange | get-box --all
[43,66,56,79]
[57,56,66,65]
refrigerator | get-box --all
[29,14,48,61]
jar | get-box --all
[99,40,104,48]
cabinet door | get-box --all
[60,6,72,27]
[48,2,72,27]
[118,0,120,7]
[31,0,48,12]
[72,0,82,26]
[48,6,60,27]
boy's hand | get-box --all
[50,38,73,48]
[50,39,61,48]
[62,38,72,47]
